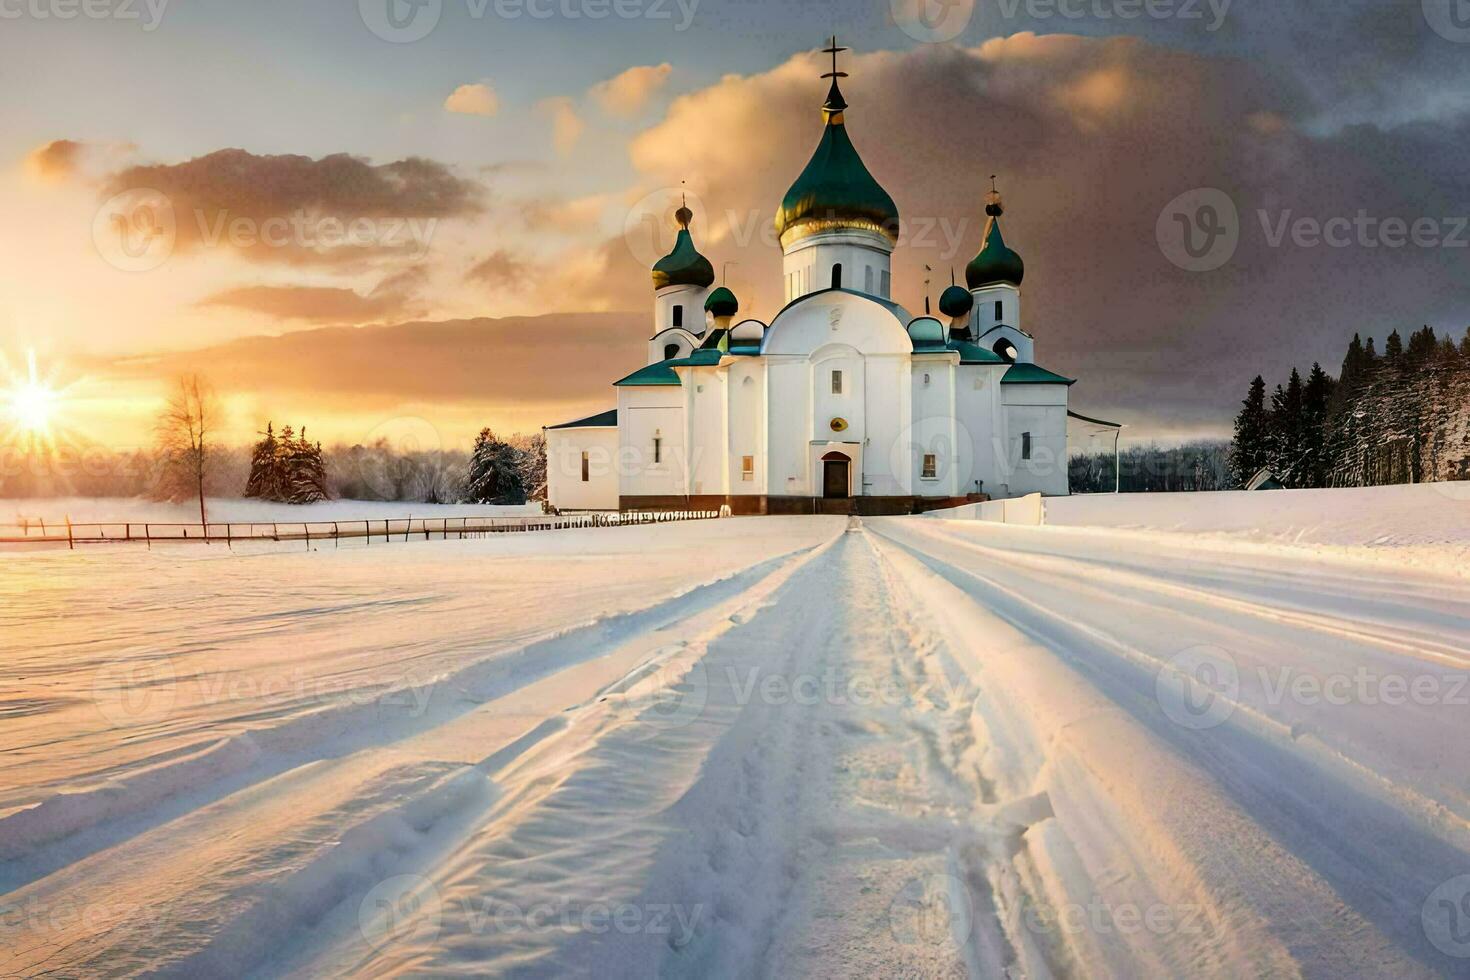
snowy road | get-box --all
[2,515,1468,977]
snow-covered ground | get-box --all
[1044,481,1470,577]
[2,488,1468,977]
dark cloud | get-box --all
[466,249,529,292]
[118,312,644,408]
[102,149,483,266]
[198,265,429,324]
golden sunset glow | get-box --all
[4,350,66,446]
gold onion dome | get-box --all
[773,38,899,250]
[965,182,1025,288]
[651,202,715,290]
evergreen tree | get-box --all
[1384,329,1404,364]
[245,423,288,500]
[462,428,527,505]
[1229,375,1270,486]
[1405,326,1437,366]
[1301,363,1334,487]
[244,421,330,503]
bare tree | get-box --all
[154,374,220,525]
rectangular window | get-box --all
[672,304,683,328]
[923,372,931,386]
[580,451,589,482]
[831,370,843,394]
[864,266,874,293]
[922,454,938,479]
[1021,432,1032,460]
[995,300,1003,321]
[653,437,662,464]
[742,455,754,480]
[880,270,891,297]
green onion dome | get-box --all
[651,204,715,290]
[965,187,1024,288]
[773,83,899,250]
[938,284,973,318]
[704,286,739,318]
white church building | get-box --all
[546,41,1115,515]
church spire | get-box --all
[821,35,849,120]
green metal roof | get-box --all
[546,409,617,429]
[614,361,681,386]
[966,216,1025,289]
[1002,363,1075,385]
[774,114,898,247]
[938,284,973,318]
[947,340,1007,364]
[907,316,948,353]
[651,228,715,290]
[613,349,726,386]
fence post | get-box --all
[66,516,73,550]
[145,524,151,550]
[304,523,311,550]
[333,521,339,548]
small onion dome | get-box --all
[965,216,1025,289]
[651,206,715,290]
[938,284,973,318]
[704,286,739,318]
[773,102,899,250]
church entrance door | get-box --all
[821,454,851,499]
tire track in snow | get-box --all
[870,518,1465,978]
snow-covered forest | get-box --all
[1229,326,1470,489]
[0,429,549,505]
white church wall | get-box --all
[970,284,1021,342]
[977,324,1034,364]
[1001,386,1069,497]
[764,357,812,497]
[617,386,687,499]
[861,354,911,497]
[727,360,766,497]
[781,229,892,301]
[956,365,1006,498]
[909,356,960,497]
[654,284,709,340]
[545,426,619,512]
[647,327,700,364]
[685,367,728,496]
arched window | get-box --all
[831,263,842,289]
[993,338,1018,363]
[672,304,683,328]
[663,343,680,360]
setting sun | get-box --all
[5,349,61,439]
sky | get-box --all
[1,0,1468,454]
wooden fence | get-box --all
[0,511,724,550]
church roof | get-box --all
[546,409,618,429]
[1001,363,1075,385]
[651,206,715,290]
[613,349,725,387]
[948,340,1007,364]
[773,48,898,250]
[966,216,1025,289]
[704,286,739,317]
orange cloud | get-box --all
[25,139,84,181]
[589,63,672,117]
[444,81,499,117]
